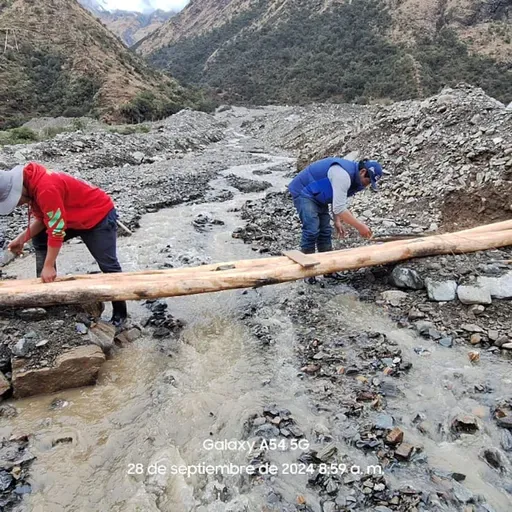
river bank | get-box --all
[0,85,511,511]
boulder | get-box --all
[415,320,434,336]
[457,285,492,305]
[131,151,146,164]
[11,338,36,358]
[12,345,105,398]
[476,272,512,299]
[425,279,457,301]
[452,414,478,433]
[390,267,424,290]
[88,321,116,353]
[115,326,142,345]
[82,302,105,318]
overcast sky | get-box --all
[103,0,189,12]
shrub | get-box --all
[120,91,186,123]
[0,127,39,145]
[109,125,151,135]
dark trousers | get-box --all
[293,196,332,254]
[33,208,126,317]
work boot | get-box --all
[111,301,127,329]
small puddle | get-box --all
[326,295,512,510]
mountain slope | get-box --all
[136,0,256,54]
[138,0,512,105]
[0,0,195,129]
[95,9,176,46]
[79,0,176,46]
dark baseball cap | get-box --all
[364,160,385,191]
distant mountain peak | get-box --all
[79,0,178,46]
[81,0,180,15]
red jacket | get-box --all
[24,162,114,248]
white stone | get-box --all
[476,272,512,299]
[426,279,457,301]
[457,285,492,305]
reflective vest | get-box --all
[287,157,364,205]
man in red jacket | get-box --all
[0,162,127,327]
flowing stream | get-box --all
[1,125,511,511]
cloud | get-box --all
[103,0,189,12]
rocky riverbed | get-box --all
[0,84,511,511]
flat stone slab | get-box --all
[12,345,105,398]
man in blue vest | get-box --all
[288,157,385,274]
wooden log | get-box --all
[4,219,507,290]
[370,219,512,245]
[0,257,299,289]
[1,226,511,308]
[446,219,512,235]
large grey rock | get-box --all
[11,338,36,358]
[457,285,492,305]
[390,267,424,290]
[476,272,512,299]
[131,151,146,163]
[374,413,393,429]
[426,279,457,301]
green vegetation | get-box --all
[149,0,512,105]
[119,90,183,123]
[0,44,204,128]
[118,86,217,123]
[109,124,151,135]
[0,127,39,145]
[22,51,101,117]
[415,28,512,102]
[0,122,89,146]
[0,47,101,129]
[150,1,266,86]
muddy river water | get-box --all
[1,123,511,511]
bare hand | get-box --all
[41,265,57,283]
[7,236,25,255]
[357,224,372,239]
[335,223,346,239]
